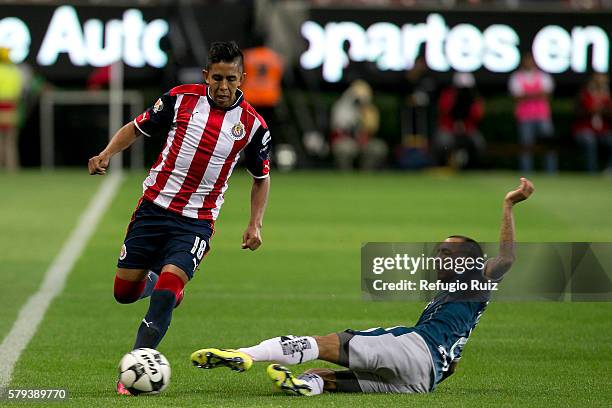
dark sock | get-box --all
[139,271,159,300]
[114,275,146,304]
[133,272,184,349]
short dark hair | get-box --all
[447,235,484,259]
[207,41,244,69]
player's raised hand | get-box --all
[88,153,110,175]
[241,225,262,251]
[504,177,535,205]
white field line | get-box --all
[0,172,124,393]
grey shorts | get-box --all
[336,329,434,394]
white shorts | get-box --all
[337,329,434,393]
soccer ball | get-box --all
[118,348,171,395]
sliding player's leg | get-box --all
[190,334,337,396]
[261,333,358,396]
[266,364,323,396]
[240,333,338,364]
[267,366,362,396]
[191,328,432,395]
[191,333,337,371]
[266,329,433,396]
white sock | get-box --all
[239,335,319,365]
[297,373,324,395]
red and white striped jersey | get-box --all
[133,84,271,220]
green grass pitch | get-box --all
[1,170,611,407]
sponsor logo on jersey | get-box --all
[231,121,245,140]
[153,98,164,113]
[119,244,127,260]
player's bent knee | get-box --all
[113,274,146,304]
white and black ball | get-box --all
[118,348,170,395]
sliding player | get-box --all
[87,41,271,395]
[190,178,534,395]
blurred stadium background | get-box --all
[2,0,612,173]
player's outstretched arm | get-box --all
[485,177,535,280]
[241,177,270,251]
[88,122,140,175]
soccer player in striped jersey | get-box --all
[87,41,271,395]
[190,178,534,396]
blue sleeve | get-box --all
[243,125,271,178]
[133,92,175,138]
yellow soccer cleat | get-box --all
[190,348,252,372]
[266,364,313,396]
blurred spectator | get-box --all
[241,44,284,154]
[0,47,23,171]
[87,66,111,90]
[432,72,485,169]
[397,57,437,170]
[402,57,437,140]
[509,52,557,173]
[573,73,612,173]
[330,80,387,170]
[241,46,283,109]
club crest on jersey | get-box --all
[153,98,164,113]
[119,244,127,260]
[231,122,245,140]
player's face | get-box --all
[435,237,465,280]
[203,60,245,108]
